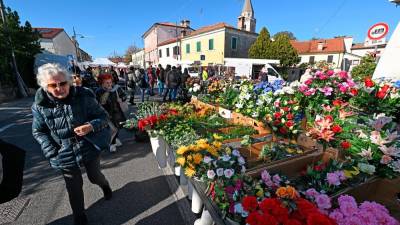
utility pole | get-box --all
[0,0,28,97]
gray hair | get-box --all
[36,63,72,90]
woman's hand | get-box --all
[74,124,94,136]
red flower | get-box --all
[287,113,294,120]
[279,127,288,134]
[376,84,390,99]
[331,125,342,133]
[332,99,342,107]
[285,120,295,128]
[325,115,333,122]
[262,213,279,225]
[341,141,351,149]
[273,120,281,126]
[169,109,179,115]
[285,219,302,225]
[159,114,168,120]
[306,212,336,225]
[350,88,358,96]
[282,107,290,112]
[274,112,282,119]
[242,196,258,212]
[259,198,287,224]
[364,78,375,88]
[294,198,318,221]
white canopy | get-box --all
[373,22,400,80]
[116,62,128,68]
[90,58,116,67]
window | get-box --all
[166,48,170,57]
[186,44,190,53]
[159,49,162,58]
[231,37,237,50]
[209,39,214,50]
[173,46,180,55]
[327,55,333,63]
[309,56,315,64]
[196,41,201,52]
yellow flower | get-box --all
[177,146,189,155]
[224,147,232,155]
[196,139,208,145]
[187,155,193,162]
[193,153,203,164]
[212,141,222,149]
[207,148,219,157]
[287,148,295,154]
[176,157,186,166]
[213,133,223,141]
[344,166,360,178]
[185,167,196,177]
[198,143,211,150]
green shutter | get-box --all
[231,37,237,50]
[197,41,201,52]
[186,44,190,53]
[209,39,214,50]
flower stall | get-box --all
[125,70,400,225]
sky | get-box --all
[6,0,400,58]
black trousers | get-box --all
[61,156,109,216]
[0,139,26,204]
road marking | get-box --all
[0,123,16,133]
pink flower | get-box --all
[319,86,333,96]
[305,79,313,85]
[338,195,358,217]
[338,71,348,79]
[380,155,393,165]
[338,83,349,93]
[329,210,344,223]
[272,174,281,185]
[346,79,356,88]
[327,70,334,76]
[315,194,332,210]
[274,101,280,107]
[299,84,309,92]
[319,74,329,80]
[304,88,316,96]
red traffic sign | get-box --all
[368,23,389,40]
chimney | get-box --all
[317,42,325,51]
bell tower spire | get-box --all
[238,0,256,32]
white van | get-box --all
[224,58,282,81]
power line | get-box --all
[313,0,348,37]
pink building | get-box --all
[142,21,193,67]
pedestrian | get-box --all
[127,67,136,105]
[163,66,180,101]
[202,67,208,81]
[110,66,119,85]
[147,66,156,96]
[96,74,127,152]
[0,139,25,204]
[181,68,190,87]
[138,68,149,102]
[156,64,165,96]
[32,63,112,225]
[72,74,83,87]
[259,66,268,82]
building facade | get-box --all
[131,50,145,68]
[34,28,78,59]
[157,38,181,67]
[142,21,193,67]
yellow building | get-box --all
[180,22,258,66]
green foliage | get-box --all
[270,33,300,68]
[248,27,272,59]
[351,54,376,81]
[0,7,41,87]
[273,31,296,40]
[218,86,239,109]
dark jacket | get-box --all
[32,86,110,170]
[166,69,181,88]
[95,86,127,128]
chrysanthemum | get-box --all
[176,157,186,166]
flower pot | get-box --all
[180,167,188,185]
[191,188,203,213]
[149,135,167,168]
[194,208,213,225]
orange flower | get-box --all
[276,186,298,199]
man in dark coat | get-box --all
[32,63,112,225]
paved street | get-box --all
[0,96,195,225]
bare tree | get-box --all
[124,45,142,63]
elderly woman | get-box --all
[32,63,112,225]
[95,74,127,152]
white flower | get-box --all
[389,160,400,173]
[238,156,246,165]
[293,130,298,134]
[293,106,299,111]
[274,89,284,96]
[281,118,286,123]
[358,148,373,160]
[222,154,231,161]
[207,170,216,180]
[224,169,234,178]
[290,81,300,88]
[252,112,258,118]
[216,168,224,176]
[391,92,400,99]
[203,156,213,164]
[283,86,294,94]
[244,93,252,100]
[232,149,241,157]
[235,103,243,109]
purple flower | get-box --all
[326,172,341,186]
[338,195,358,217]
[315,194,332,210]
[272,174,281,185]
[336,171,346,181]
[359,201,389,214]
[329,210,344,223]
[305,188,319,198]
[319,86,333,96]
[261,170,271,182]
